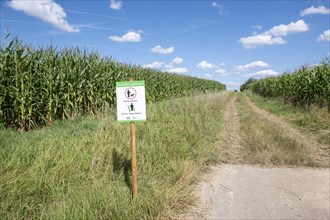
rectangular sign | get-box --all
[116,80,146,122]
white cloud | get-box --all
[150,45,174,54]
[224,82,241,90]
[143,57,187,73]
[215,69,228,76]
[212,2,223,9]
[253,25,262,30]
[166,67,188,74]
[226,82,240,86]
[110,0,122,10]
[301,5,330,16]
[239,34,286,49]
[235,61,270,72]
[197,60,215,70]
[239,20,309,49]
[109,31,142,42]
[246,70,279,78]
[317,30,330,42]
[265,20,309,36]
[142,61,164,69]
[212,2,226,15]
[172,57,183,64]
[7,0,79,32]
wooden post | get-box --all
[129,78,138,198]
[130,120,137,198]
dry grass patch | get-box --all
[236,93,322,167]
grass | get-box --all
[246,92,330,145]
[0,92,230,219]
[236,93,321,167]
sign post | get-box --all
[130,119,137,198]
[116,79,146,198]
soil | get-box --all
[177,93,330,220]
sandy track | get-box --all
[221,95,242,163]
[178,93,330,220]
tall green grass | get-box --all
[0,36,225,130]
[0,92,230,219]
[247,60,330,110]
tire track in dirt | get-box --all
[221,93,243,163]
[176,92,329,219]
[243,94,329,167]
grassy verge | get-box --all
[0,92,230,219]
[236,93,320,167]
[246,92,330,145]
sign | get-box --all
[116,80,146,122]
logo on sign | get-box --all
[128,103,135,112]
[125,88,137,99]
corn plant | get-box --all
[0,36,226,130]
[248,59,330,110]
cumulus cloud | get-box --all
[239,34,286,49]
[172,57,183,64]
[110,0,122,10]
[150,45,174,54]
[197,60,215,70]
[109,31,142,42]
[265,20,309,36]
[235,61,270,72]
[317,30,330,42]
[143,57,186,73]
[142,61,164,69]
[215,69,228,76]
[239,20,309,49]
[246,70,279,78]
[167,67,188,74]
[7,0,78,32]
[301,5,330,16]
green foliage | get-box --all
[248,60,330,110]
[240,77,256,92]
[0,93,229,219]
[0,37,226,130]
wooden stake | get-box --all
[129,77,138,198]
[130,121,138,198]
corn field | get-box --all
[0,37,226,130]
[248,60,330,110]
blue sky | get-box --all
[1,0,329,90]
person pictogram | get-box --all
[128,103,135,112]
[130,103,135,111]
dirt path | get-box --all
[244,95,330,167]
[178,93,330,220]
[221,94,242,163]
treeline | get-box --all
[0,37,226,130]
[241,59,330,110]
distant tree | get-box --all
[240,78,257,92]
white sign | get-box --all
[116,80,146,122]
